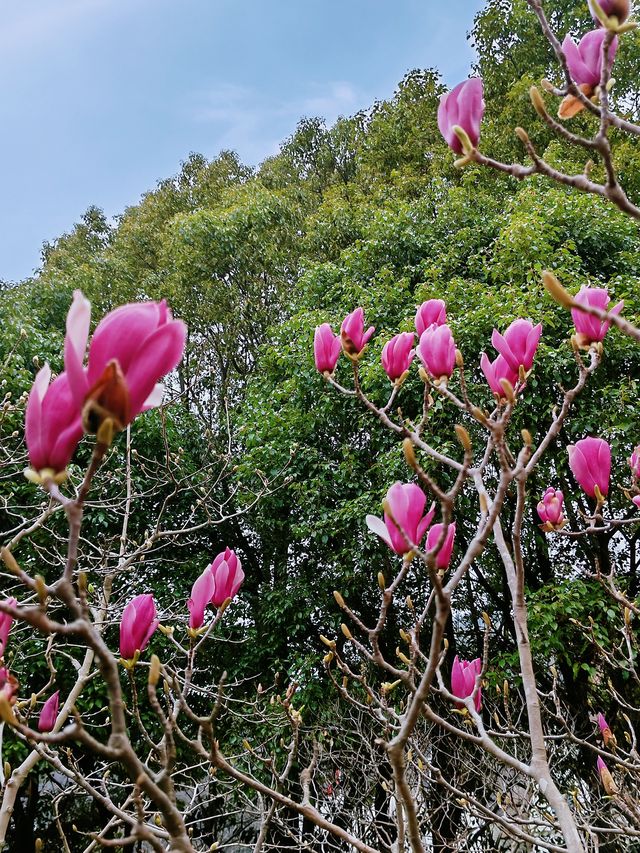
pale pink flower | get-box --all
[590,0,629,24]
[563,30,618,89]
[438,79,485,153]
[366,482,435,555]
[629,445,640,478]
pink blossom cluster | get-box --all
[315,298,547,398]
[118,548,245,661]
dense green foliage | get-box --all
[2,0,640,846]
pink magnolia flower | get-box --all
[633,496,640,510]
[0,599,16,657]
[415,299,447,337]
[340,308,375,357]
[381,332,415,381]
[438,78,485,153]
[209,548,245,608]
[491,319,542,373]
[25,366,84,477]
[314,324,342,375]
[426,522,456,570]
[629,445,640,478]
[568,437,611,499]
[366,482,435,555]
[451,656,482,711]
[480,353,518,398]
[571,286,623,348]
[563,30,618,89]
[537,488,565,529]
[590,0,630,24]
[119,594,159,661]
[64,290,187,434]
[418,325,456,382]
[38,691,60,733]
[0,668,17,705]
[188,569,215,630]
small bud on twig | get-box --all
[542,271,575,308]
[148,654,161,687]
[454,424,472,452]
[403,438,417,469]
[529,86,547,118]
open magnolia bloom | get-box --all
[64,290,187,437]
[24,367,84,482]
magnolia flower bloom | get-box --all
[590,0,630,24]
[537,488,565,530]
[563,30,618,88]
[568,437,611,499]
[0,600,16,657]
[491,319,542,373]
[314,324,342,375]
[24,367,84,480]
[451,656,482,711]
[633,495,640,510]
[629,445,640,478]
[560,30,618,118]
[426,522,456,570]
[571,286,623,348]
[597,756,619,795]
[119,594,159,661]
[64,290,187,435]
[188,569,215,630]
[340,308,375,357]
[366,482,435,555]
[209,548,245,608]
[38,691,60,733]
[418,325,456,383]
[480,353,518,399]
[381,332,415,382]
[438,78,485,153]
[0,668,18,705]
[415,299,447,337]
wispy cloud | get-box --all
[189,80,367,165]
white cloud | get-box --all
[189,80,367,165]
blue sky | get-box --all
[0,0,483,282]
